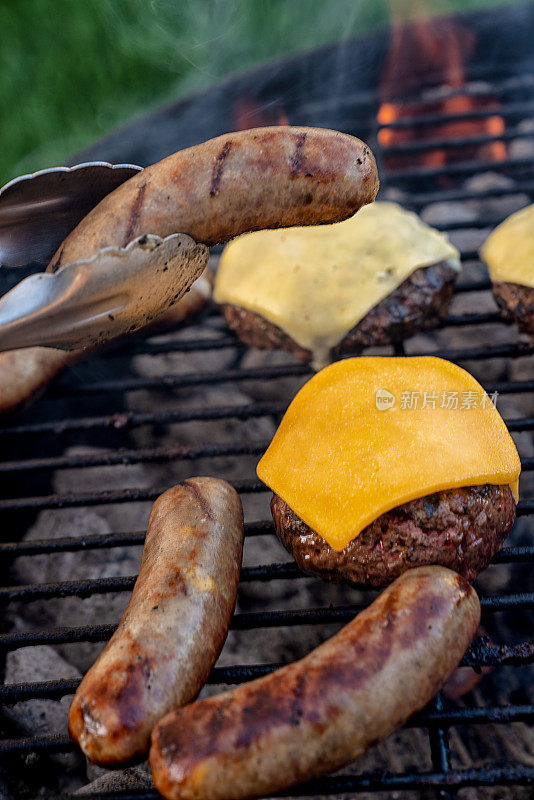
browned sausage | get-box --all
[0,346,83,417]
[150,565,480,800]
[1,126,377,415]
[50,126,378,270]
[68,477,244,766]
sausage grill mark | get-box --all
[184,479,215,521]
[49,243,64,273]
[210,141,232,197]
[290,131,307,177]
[289,670,306,727]
[123,182,147,246]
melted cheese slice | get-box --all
[257,357,520,552]
[214,202,460,368]
[481,204,534,288]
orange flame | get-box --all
[377,11,506,168]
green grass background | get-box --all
[0,0,520,183]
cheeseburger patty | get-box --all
[222,261,457,361]
[272,484,515,587]
[492,281,534,338]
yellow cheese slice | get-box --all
[214,202,460,368]
[481,204,534,288]
[257,357,520,552]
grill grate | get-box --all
[1,11,534,800]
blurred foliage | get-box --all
[0,0,521,181]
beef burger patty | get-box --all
[492,281,534,338]
[222,260,457,361]
[272,484,515,587]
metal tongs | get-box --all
[0,163,208,351]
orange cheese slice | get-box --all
[257,357,520,551]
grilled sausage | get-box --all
[68,478,244,766]
[150,565,480,800]
[50,126,378,269]
[0,126,377,416]
[0,346,83,417]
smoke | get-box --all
[3,0,504,181]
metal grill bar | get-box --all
[1,525,531,561]
[430,217,528,232]
[2,652,534,704]
[1,487,533,514]
[517,500,534,516]
[45,344,534,398]
[0,665,282,703]
[48,363,312,397]
[299,65,534,119]
[0,380,532,439]
[98,764,534,799]
[0,521,271,557]
[428,693,453,800]
[388,155,534,182]
[104,334,239,356]
[1,574,533,606]
[0,478,265,512]
[460,251,489,261]
[441,311,505,326]
[100,334,238,357]
[53,764,534,798]
[0,562,306,604]
[410,180,534,206]
[0,646,532,704]
[454,281,491,293]
[0,401,286,438]
[379,100,534,130]
[381,126,532,156]
[6,555,534,603]
[0,605,532,654]
[406,342,534,360]
[0,439,269,474]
